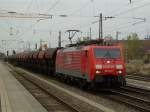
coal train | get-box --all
[7,40,126,88]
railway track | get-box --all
[10,70,79,112]
[108,86,150,112]
[126,74,150,82]
[7,63,150,112]
[121,85,150,96]
[8,64,115,112]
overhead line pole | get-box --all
[58,31,61,47]
[100,13,103,39]
[89,27,92,40]
[99,13,103,39]
[99,13,100,39]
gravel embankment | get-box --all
[126,61,150,75]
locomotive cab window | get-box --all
[94,48,121,59]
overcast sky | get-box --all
[0,0,150,53]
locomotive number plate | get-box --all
[103,65,114,68]
[104,70,113,72]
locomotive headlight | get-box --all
[96,64,102,69]
[118,70,122,74]
[116,64,123,69]
[96,70,101,74]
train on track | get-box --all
[7,39,126,88]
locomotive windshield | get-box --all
[94,48,121,59]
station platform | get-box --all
[0,62,47,112]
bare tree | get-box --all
[125,33,143,60]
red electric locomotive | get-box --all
[7,39,126,88]
[56,43,126,87]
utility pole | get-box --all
[116,31,121,40]
[58,31,61,47]
[7,51,9,56]
[28,42,31,51]
[89,27,92,40]
[99,13,103,39]
[35,43,37,49]
[49,31,51,48]
[92,14,114,40]
[40,39,42,47]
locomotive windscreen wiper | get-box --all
[94,48,121,59]
[103,51,111,58]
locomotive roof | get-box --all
[62,45,121,52]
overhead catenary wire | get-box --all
[75,0,150,38]
[34,0,40,13]
[14,20,40,39]
[107,0,148,16]
[25,0,34,13]
[46,0,61,13]
[82,0,149,36]
[33,2,149,35]
[105,18,150,35]
[1,0,150,45]
[106,0,148,38]
[57,0,149,40]
[0,1,95,42]
[0,25,10,33]
[113,1,150,17]
[69,0,93,16]
[55,0,96,37]
[106,21,135,33]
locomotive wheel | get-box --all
[79,80,88,90]
[65,77,71,84]
[123,79,126,86]
[87,82,95,90]
[119,78,126,86]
